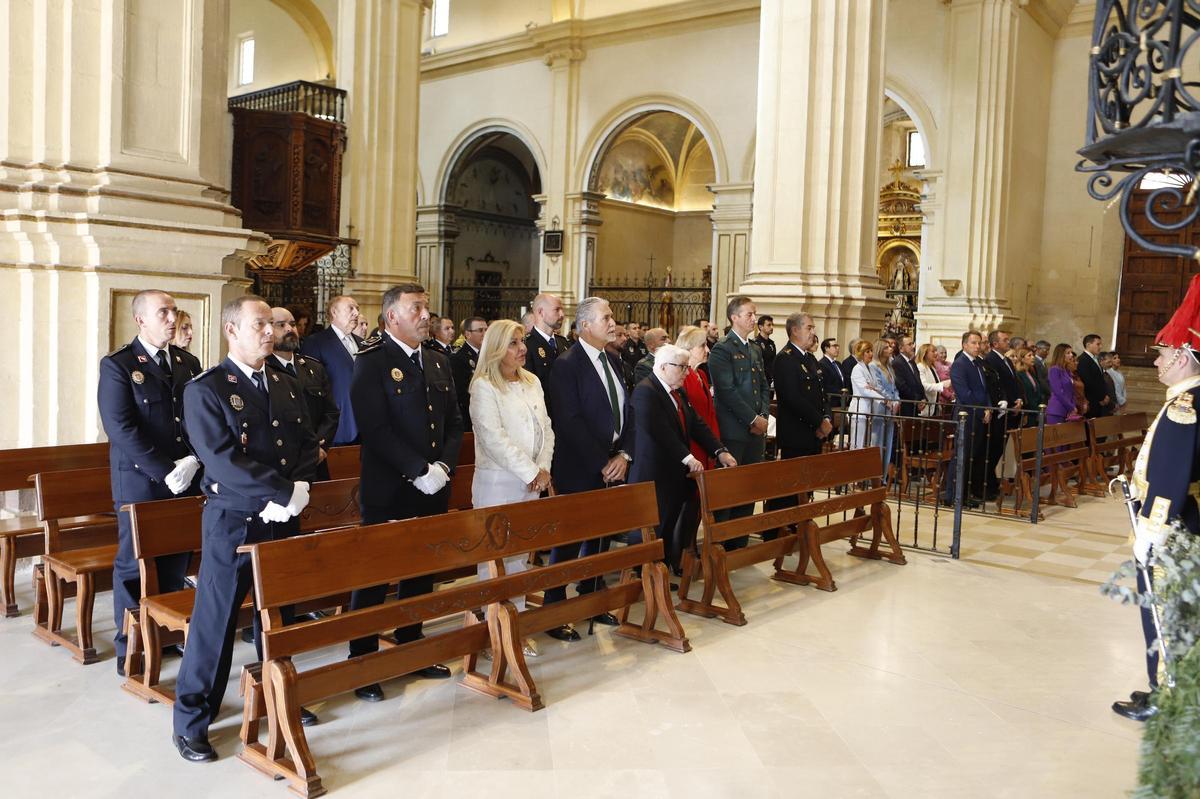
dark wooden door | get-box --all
[1117,189,1200,366]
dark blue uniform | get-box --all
[347,334,463,654]
[171,358,318,740]
[97,338,202,664]
[267,353,339,482]
[449,343,478,431]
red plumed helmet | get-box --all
[1156,273,1200,350]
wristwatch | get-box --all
[618,450,632,463]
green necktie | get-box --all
[599,352,622,434]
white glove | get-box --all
[164,455,201,495]
[259,501,292,523]
[1133,518,1167,566]
[996,399,1008,419]
[412,463,449,495]
[1133,535,1151,566]
[285,481,310,516]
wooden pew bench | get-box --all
[0,442,108,617]
[678,447,905,626]
[325,432,475,481]
[237,481,685,798]
[997,421,1090,517]
[1080,412,1148,496]
[31,466,119,663]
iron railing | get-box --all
[229,80,347,124]
[444,279,538,324]
[587,275,711,333]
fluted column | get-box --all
[414,204,458,315]
[342,0,427,322]
[708,182,754,323]
[0,0,262,448]
[565,190,603,311]
[743,0,890,345]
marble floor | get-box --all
[0,529,1146,798]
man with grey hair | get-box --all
[1033,339,1052,398]
[630,343,735,571]
[300,294,363,445]
[521,310,535,335]
[633,327,669,384]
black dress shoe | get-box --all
[355,683,384,702]
[1112,697,1157,722]
[411,664,451,679]
[1130,690,1151,704]
[240,627,254,644]
[173,734,217,763]
[546,624,581,642]
[116,659,126,678]
[591,612,619,626]
[163,643,185,659]
[299,707,319,726]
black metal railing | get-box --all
[587,275,711,333]
[444,278,538,324]
[228,80,347,124]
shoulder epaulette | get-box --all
[296,353,322,366]
[357,335,384,354]
[108,343,133,357]
[189,365,221,383]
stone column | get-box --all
[915,0,1023,344]
[743,0,891,346]
[708,182,754,323]
[565,191,603,314]
[414,204,459,315]
[0,0,263,448]
[341,0,427,322]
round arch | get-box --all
[575,94,730,193]
[435,119,549,206]
[883,77,938,169]
[267,0,335,80]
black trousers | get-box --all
[942,418,987,503]
[1137,566,1161,690]
[762,442,820,540]
[544,490,612,605]
[112,502,190,662]
[718,435,766,550]
[172,507,274,739]
[346,483,449,656]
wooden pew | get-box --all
[31,466,119,663]
[325,432,475,481]
[0,442,108,617]
[895,417,956,502]
[998,421,1090,517]
[678,447,905,626]
[122,479,363,705]
[237,482,686,797]
[1080,413,1148,496]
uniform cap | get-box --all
[1155,273,1200,353]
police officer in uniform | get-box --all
[1112,276,1200,722]
[621,320,648,370]
[172,295,318,763]
[451,316,486,430]
[345,283,465,703]
[268,306,340,481]
[525,293,569,402]
[99,290,204,676]
[754,315,777,385]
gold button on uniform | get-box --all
[272,420,279,427]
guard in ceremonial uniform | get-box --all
[269,306,340,481]
[98,290,204,675]
[345,283,464,703]
[172,295,317,763]
[1112,275,1200,722]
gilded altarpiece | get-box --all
[876,164,922,336]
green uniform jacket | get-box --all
[708,330,771,443]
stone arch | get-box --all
[267,0,336,81]
[884,77,938,168]
[435,119,548,205]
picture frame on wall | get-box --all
[543,230,563,255]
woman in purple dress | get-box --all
[1045,343,1084,424]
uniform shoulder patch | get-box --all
[298,353,323,366]
[357,335,383,354]
[188,365,221,383]
[1168,391,1197,424]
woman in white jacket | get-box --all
[469,318,555,656]
[915,343,950,417]
[849,339,883,449]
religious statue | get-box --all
[889,253,917,292]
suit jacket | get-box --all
[840,354,858,386]
[547,340,635,494]
[629,376,723,502]
[1033,356,1051,399]
[182,358,318,514]
[267,353,340,449]
[819,354,848,407]
[709,331,771,444]
[1076,351,1111,418]
[98,338,203,503]
[949,355,991,427]
[774,344,830,455]
[633,352,655,386]
[892,355,925,416]
[300,326,363,444]
[351,336,464,512]
[985,350,1022,410]
[450,344,480,431]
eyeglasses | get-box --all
[664,362,690,370]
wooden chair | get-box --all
[237,482,686,798]
[31,467,119,663]
[895,417,955,502]
[999,421,1091,517]
[325,433,475,481]
[0,442,108,617]
[1080,413,1148,496]
[679,447,905,626]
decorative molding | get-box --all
[939,279,962,295]
[1060,1,1095,39]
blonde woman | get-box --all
[469,319,554,656]
[171,309,202,371]
[867,339,900,479]
[916,343,949,417]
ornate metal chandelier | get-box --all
[1077,0,1200,258]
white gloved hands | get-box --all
[259,501,292,523]
[286,481,310,516]
[412,463,449,495]
[164,455,201,495]
[1133,518,1168,566]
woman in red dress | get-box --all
[676,325,721,467]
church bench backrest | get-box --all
[1089,412,1147,447]
[1013,421,1089,466]
[325,433,476,481]
[0,443,108,492]
[34,466,118,553]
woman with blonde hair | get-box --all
[675,325,722,467]
[916,343,949,417]
[867,339,900,479]
[849,340,881,452]
[469,318,555,656]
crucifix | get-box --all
[646,253,656,275]
[888,159,906,184]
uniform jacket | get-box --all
[621,338,648,369]
[524,329,569,396]
[450,343,480,431]
[300,325,363,444]
[753,335,777,383]
[547,339,636,494]
[267,353,340,449]
[98,338,203,503]
[1134,378,1200,536]
[351,335,464,510]
[183,358,319,514]
[633,351,655,386]
[424,339,454,358]
[774,344,831,454]
[708,331,771,444]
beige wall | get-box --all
[429,0,550,52]
[596,199,675,279]
[672,211,712,280]
[228,0,326,96]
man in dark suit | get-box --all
[424,315,456,358]
[1078,333,1113,417]
[774,314,833,460]
[171,295,317,762]
[630,344,735,571]
[608,323,636,392]
[451,316,487,430]
[753,315,777,384]
[299,295,363,445]
[983,330,1024,497]
[633,327,668,385]
[98,290,203,677]
[544,296,635,641]
[525,293,569,400]
[941,330,992,508]
[345,283,465,701]
[1033,339,1052,399]
[819,338,848,407]
[269,307,340,482]
[841,337,862,386]
[893,334,926,417]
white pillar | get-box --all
[708,182,754,323]
[414,204,458,315]
[0,0,262,448]
[565,191,603,315]
[743,0,891,346]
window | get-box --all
[906,129,925,168]
[237,35,255,87]
[431,0,450,38]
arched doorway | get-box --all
[585,110,715,332]
[876,95,927,337]
[438,131,542,323]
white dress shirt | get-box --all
[227,354,269,389]
[577,337,626,441]
[334,323,359,358]
[138,336,171,370]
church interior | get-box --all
[0,0,1189,796]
